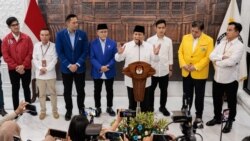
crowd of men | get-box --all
[0,13,245,135]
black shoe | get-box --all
[26,104,37,116]
[193,118,204,129]
[65,111,72,121]
[0,108,8,116]
[206,119,221,126]
[159,107,170,116]
[95,108,102,117]
[106,107,116,117]
[46,96,50,101]
[222,121,233,133]
[79,107,85,115]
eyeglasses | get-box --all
[10,23,19,27]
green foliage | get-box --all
[115,112,168,140]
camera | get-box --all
[25,104,37,116]
[152,134,173,141]
[82,107,97,117]
[105,131,124,141]
[13,135,21,141]
[171,94,197,141]
[47,129,67,141]
[119,109,136,118]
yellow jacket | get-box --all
[178,33,214,79]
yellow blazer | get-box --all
[178,33,214,79]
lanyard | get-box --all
[40,42,50,58]
[223,41,232,54]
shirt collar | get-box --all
[156,34,165,40]
[228,37,239,45]
[41,41,50,46]
[133,40,144,47]
[12,32,20,40]
[99,38,106,44]
[67,30,76,35]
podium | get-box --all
[123,61,155,113]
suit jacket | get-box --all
[90,38,117,79]
[55,29,88,74]
[178,33,214,79]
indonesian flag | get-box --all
[216,0,247,81]
[21,0,46,43]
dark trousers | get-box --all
[0,74,4,109]
[9,69,31,110]
[149,75,169,111]
[212,80,238,121]
[127,87,150,112]
[182,74,206,118]
[62,72,85,112]
[94,78,114,108]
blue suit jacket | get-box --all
[56,29,88,74]
[90,38,117,79]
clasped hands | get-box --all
[16,65,25,74]
[183,64,196,72]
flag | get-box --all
[216,0,247,81]
[21,0,46,43]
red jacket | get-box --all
[2,32,33,70]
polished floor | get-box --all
[1,82,250,141]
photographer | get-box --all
[44,115,89,141]
[0,101,27,141]
[0,100,27,126]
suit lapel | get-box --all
[97,39,105,57]
[64,30,73,51]
[193,34,203,55]
[74,31,79,49]
[187,36,194,55]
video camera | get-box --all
[171,94,197,141]
[81,107,102,141]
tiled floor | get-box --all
[1,82,250,141]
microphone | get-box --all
[137,40,141,46]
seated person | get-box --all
[0,101,27,141]
[44,115,89,141]
[0,100,27,126]
[243,136,250,141]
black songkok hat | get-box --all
[97,24,108,30]
[133,25,145,34]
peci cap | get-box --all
[133,25,145,34]
[97,24,108,30]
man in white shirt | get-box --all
[207,22,244,133]
[33,28,59,120]
[115,25,160,112]
[147,19,173,116]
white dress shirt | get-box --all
[209,38,244,84]
[99,38,107,79]
[32,41,58,80]
[147,35,173,77]
[115,40,159,87]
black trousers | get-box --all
[212,80,238,121]
[182,74,206,118]
[149,75,169,111]
[9,69,31,110]
[94,78,114,108]
[62,72,85,112]
[127,87,150,112]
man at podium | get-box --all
[115,25,160,112]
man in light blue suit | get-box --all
[90,24,117,117]
[56,14,88,121]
